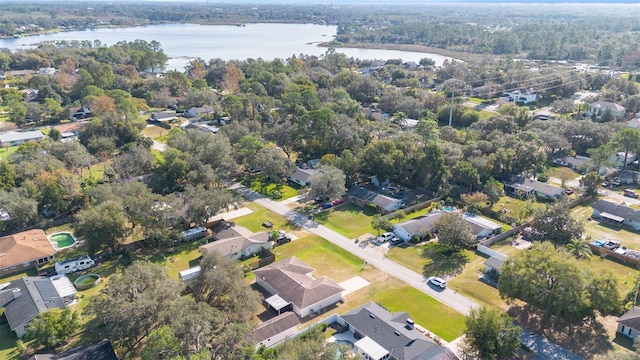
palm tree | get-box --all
[565,237,592,260]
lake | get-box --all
[0,23,453,70]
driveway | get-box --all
[229,182,479,315]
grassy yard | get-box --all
[386,243,508,310]
[262,235,467,341]
[573,204,640,249]
[314,203,378,239]
[490,195,544,225]
[549,166,581,180]
[141,125,170,141]
[234,202,301,233]
[271,235,362,282]
[0,145,19,161]
[0,324,20,360]
[242,176,299,201]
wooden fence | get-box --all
[588,244,640,267]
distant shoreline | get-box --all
[318,41,477,62]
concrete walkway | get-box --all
[229,182,479,315]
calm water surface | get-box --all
[0,23,453,70]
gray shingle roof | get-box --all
[341,302,458,360]
[347,186,402,209]
[251,311,300,343]
[254,257,344,310]
[618,306,640,332]
[199,232,270,257]
[2,277,66,332]
[395,212,444,236]
[0,130,45,143]
[593,200,640,223]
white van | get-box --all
[55,255,95,275]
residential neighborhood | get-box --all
[0,2,639,360]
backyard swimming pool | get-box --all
[49,232,76,249]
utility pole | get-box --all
[448,90,454,127]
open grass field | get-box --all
[447,251,508,310]
[491,195,544,225]
[241,176,299,201]
[314,203,378,239]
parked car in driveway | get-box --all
[375,232,398,244]
[427,276,447,289]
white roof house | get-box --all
[0,131,45,146]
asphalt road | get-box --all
[230,182,479,315]
[230,182,586,359]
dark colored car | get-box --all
[262,221,273,228]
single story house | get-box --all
[618,307,640,339]
[0,229,56,276]
[339,302,458,360]
[500,90,537,105]
[288,168,318,187]
[0,276,76,337]
[151,111,179,122]
[0,130,45,147]
[393,211,445,242]
[346,186,405,214]
[251,311,300,349]
[484,252,508,280]
[28,338,119,360]
[464,213,503,239]
[186,121,220,134]
[199,232,271,260]
[552,155,590,171]
[393,211,501,242]
[592,200,640,230]
[254,257,344,318]
[199,222,272,260]
[503,175,565,199]
[69,106,93,120]
[588,101,626,119]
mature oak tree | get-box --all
[462,306,521,360]
[435,212,476,251]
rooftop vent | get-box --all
[12,289,21,299]
[394,331,401,336]
[369,314,376,319]
[406,318,415,330]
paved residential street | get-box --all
[230,182,480,315]
[229,182,586,359]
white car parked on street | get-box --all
[427,276,447,289]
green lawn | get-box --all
[0,145,19,161]
[234,202,301,233]
[386,244,508,310]
[490,195,543,225]
[374,285,466,342]
[447,251,508,310]
[263,233,466,341]
[314,203,378,238]
[242,176,299,200]
[0,324,20,360]
[271,235,363,282]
